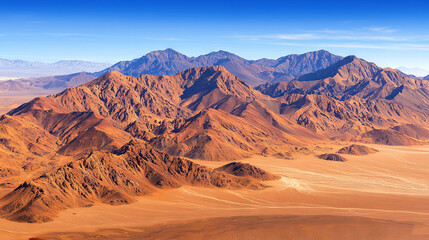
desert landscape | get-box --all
[0,60,428,239]
[0,143,428,239]
[1,1,429,239]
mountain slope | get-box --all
[150,108,302,161]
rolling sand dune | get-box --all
[0,143,428,239]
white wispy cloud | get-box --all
[235,33,410,42]
[312,29,350,34]
[364,26,397,33]
[233,26,429,51]
[272,42,429,51]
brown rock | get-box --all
[319,153,346,162]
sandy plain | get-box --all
[0,143,428,240]
[0,90,58,114]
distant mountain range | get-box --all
[0,58,110,78]
[95,48,342,86]
[424,75,429,80]
[0,49,342,92]
[0,49,342,91]
[0,72,95,91]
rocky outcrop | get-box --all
[216,162,279,181]
[319,153,346,162]
[337,144,378,155]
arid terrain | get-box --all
[3,0,429,238]
[0,142,428,240]
[0,50,429,240]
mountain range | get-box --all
[1,50,429,223]
[0,49,342,92]
[0,58,110,78]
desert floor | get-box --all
[0,90,58,114]
[0,143,428,240]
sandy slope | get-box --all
[1,143,429,239]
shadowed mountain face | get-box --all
[424,75,429,80]
[95,49,342,86]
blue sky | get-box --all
[1,0,429,74]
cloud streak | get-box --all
[271,42,429,51]
[364,26,397,33]
[235,33,415,42]
[233,27,429,51]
